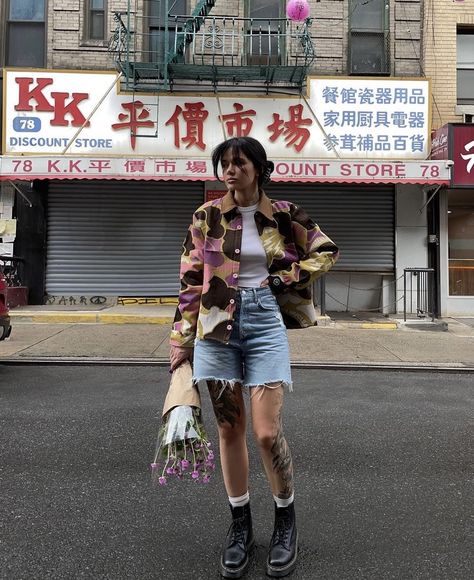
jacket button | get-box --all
[226,324,232,330]
[233,273,238,279]
[229,299,235,304]
[237,225,242,230]
[235,248,240,254]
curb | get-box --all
[9,311,175,325]
[1,356,473,372]
[9,311,400,329]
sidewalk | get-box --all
[2,305,474,369]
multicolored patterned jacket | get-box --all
[170,190,339,347]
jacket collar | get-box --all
[221,189,274,221]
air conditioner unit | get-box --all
[463,113,474,123]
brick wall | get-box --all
[423,0,474,127]
[48,0,130,70]
[46,0,423,78]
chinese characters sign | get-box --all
[431,124,474,187]
[0,156,450,184]
[3,71,431,159]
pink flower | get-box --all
[158,476,167,486]
[191,470,199,479]
[181,459,190,469]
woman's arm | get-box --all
[268,204,339,292]
[170,212,205,347]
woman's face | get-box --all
[220,148,259,193]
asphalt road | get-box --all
[0,365,472,580]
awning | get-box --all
[0,156,451,185]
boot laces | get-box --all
[230,517,246,547]
[273,515,291,546]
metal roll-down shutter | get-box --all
[265,183,395,271]
[46,180,203,295]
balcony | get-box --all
[109,1,315,93]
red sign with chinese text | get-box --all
[452,125,474,186]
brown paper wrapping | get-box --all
[162,360,201,418]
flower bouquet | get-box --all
[151,361,215,485]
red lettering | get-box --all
[275,162,289,176]
[15,77,54,112]
[319,163,329,177]
[380,164,394,177]
[290,163,304,176]
[68,160,83,172]
[50,92,89,127]
[352,163,364,176]
[48,160,61,172]
[303,163,317,176]
[395,164,406,177]
[340,163,351,176]
[366,164,379,176]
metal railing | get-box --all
[109,2,315,90]
[403,268,436,322]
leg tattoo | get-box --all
[270,413,294,499]
[208,381,242,428]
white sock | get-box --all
[273,493,294,508]
[229,491,250,508]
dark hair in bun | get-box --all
[212,137,274,187]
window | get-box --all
[349,0,389,75]
[6,0,46,67]
[86,0,107,41]
[247,0,284,65]
[448,191,474,296]
[457,29,474,105]
[148,0,187,63]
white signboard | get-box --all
[3,70,431,160]
[0,156,450,184]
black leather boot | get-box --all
[266,501,298,578]
[220,502,254,578]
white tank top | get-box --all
[237,203,269,288]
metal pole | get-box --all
[126,0,131,91]
[403,269,407,322]
[61,73,123,155]
[320,276,326,316]
[164,0,170,89]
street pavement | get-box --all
[1,365,472,580]
[1,313,474,369]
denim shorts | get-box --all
[193,287,292,390]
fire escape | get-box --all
[109,0,315,94]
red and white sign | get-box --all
[0,156,450,184]
[452,125,474,186]
[430,125,449,160]
[3,70,431,160]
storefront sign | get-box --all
[452,125,474,186]
[3,70,431,160]
[0,156,450,184]
[430,125,449,160]
[431,124,474,187]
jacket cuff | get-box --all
[268,275,287,294]
[170,332,196,348]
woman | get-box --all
[170,137,339,578]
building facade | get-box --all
[1,0,457,319]
[424,0,474,316]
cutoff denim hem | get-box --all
[193,376,293,396]
[193,287,293,393]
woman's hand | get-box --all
[169,345,193,372]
